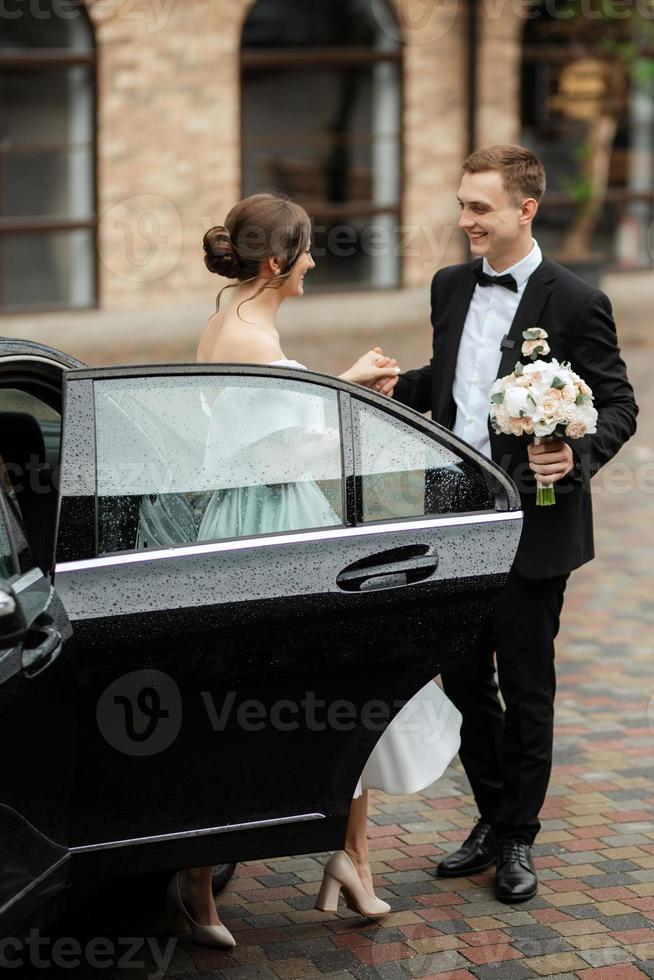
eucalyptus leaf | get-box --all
[490,392,504,405]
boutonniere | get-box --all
[521,328,550,361]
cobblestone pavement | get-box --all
[11,333,654,980]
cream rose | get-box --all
[565,420,587,439]
[541,396,559,417]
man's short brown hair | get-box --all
[462,145,546,203]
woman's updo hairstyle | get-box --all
[203,193,311,314]
[203,226,240,278]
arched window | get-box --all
[241,0,402,289]
[521,8,654,271]
[0,2,96,311]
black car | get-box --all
[0,339,522,937]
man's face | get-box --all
[457,170,525,265]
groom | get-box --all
[393,145,638,903]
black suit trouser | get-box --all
[441,567,569,844]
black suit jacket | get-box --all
[394,257,638,579]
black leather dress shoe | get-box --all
[494,840,537,903]
[437,820,497,877]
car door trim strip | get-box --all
[69,812,326,853]
[56,511,523,574]
[0,853,69,918]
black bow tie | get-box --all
[474,267,518,293]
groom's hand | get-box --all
[527,439,574,485]
[371,347,398,397]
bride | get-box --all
[166,193,462,948]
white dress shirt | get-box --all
[452,240,543,458]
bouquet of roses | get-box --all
[489,330,597,506]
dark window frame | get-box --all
[240,9,404,291]
[0,28,99,313]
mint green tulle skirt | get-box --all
[198,481,340,541]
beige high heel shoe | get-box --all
[166,872,236,949]
[315,850,391,918]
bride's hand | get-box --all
[369,347,400,396]
[340,347,400,390]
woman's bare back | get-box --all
[196,307,284,365]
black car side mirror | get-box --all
[0,584,28,649]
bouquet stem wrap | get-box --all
[534,436,556,507]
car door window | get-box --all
[352,399,495,522]
[94,375,344,555]
[0,388,62,574]
[0,388,61,465]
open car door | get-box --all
[0,340,83,935]
[0,496,74,936]
[49,362,522,882]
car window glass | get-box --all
[0,388,61,573]
[353,400,495,522]
[0,388,60,422]
[94,375,344,555]
[0,388,62,466]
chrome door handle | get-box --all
[337,553,438,592]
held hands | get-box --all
[527,439,574,486]
[341,347,401,395]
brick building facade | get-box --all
[1,1,652,317]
